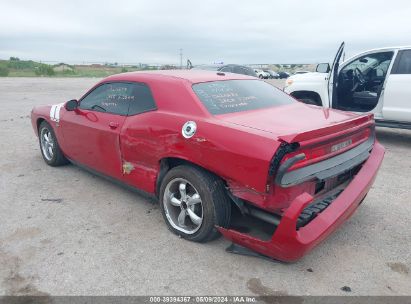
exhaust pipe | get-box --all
[227,190,282,226]
[244,205,281,226]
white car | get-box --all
[294,71,311,75]
[284,43,411,129]
[254,69,270,79]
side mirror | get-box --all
[65,99,78,111]
[316,63,330,73]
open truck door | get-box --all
[327,42,345,108]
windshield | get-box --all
[343,52,394,74]
[192,80,295,115]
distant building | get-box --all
[53,63,74,72]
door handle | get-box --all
[108,122,119,129]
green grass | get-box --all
[0,58,153,77]
[0,58,315,77]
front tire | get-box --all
[38,121,68,166]
[159,165,231,243]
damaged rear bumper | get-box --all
[218,141,385,262]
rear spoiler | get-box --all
[278,114,374,144]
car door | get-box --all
[328,42,345,108]
[60,82,133,180]
[119,83,158,192]
[382,49,411,122]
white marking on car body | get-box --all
[50,103,65,122]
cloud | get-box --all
[1,0,410,64]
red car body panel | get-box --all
[31,70,385,261]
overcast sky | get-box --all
[1,0,410,65]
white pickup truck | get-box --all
[284,43,411,129]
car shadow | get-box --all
[376,127,411,149]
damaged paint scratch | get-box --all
[122,161,135,174]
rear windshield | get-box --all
[192,80,294,115]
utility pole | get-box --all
[179,48,183,69]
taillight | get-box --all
[281,127,371,171]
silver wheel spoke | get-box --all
[177,210,187,226]
[40,129,54,161]
[163,178,204,235]
[187,208,202,225]
[179,182,187,201]
[187,193,201,206]
[170,195,181,207]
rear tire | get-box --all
[38,121,69,166]
[159,165,231,243]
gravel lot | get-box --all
[0,77,410,296]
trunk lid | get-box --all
[217,102,372,139]
[217,102,374,169]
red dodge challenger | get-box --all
[31,70,384,262]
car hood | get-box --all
[216,102,370,142]
[288,72,327,82]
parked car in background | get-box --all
[264,70,280,79]
[31,70,384,262]
[278,71,290,79]
[254,69,270,79]
[284,43,411,129]
[192,64,257,77]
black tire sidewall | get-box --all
[159,165,229,242]
[38,121,67,166]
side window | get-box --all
[80,83,135,115]
[127,83,157,115]
[391,50,411,74]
